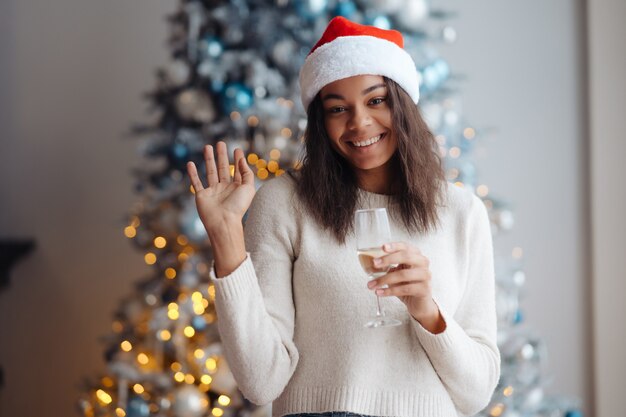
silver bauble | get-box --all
[172,385,208,417]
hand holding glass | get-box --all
[355,208,402,328]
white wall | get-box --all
[587,0,626,416]
[0,1,592,416]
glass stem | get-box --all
[376,295,383,317]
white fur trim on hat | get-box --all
[299,35,421,110]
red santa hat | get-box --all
[299,16,421,110]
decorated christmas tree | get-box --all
[78,1,582,416]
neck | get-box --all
[354,158,398,195]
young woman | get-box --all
[187,16,500,417]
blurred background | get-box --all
[0,0,623,417]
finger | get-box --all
[369,268,429,289]
[204,145,219,186]
[239,153,255,185]
[375,249,425,270]
[233,148,244,184]
[375,282,425,298]
[186,161,205,192]
[216,141,231,183]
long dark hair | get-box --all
[292,77,446,243]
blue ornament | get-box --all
[221,82,253,113]
[201,36,223,59]
[433,58,450,81]
[126,396,150,417]
[565,411,583,417]
[365,15,392,30]
[334,0,357,18]
[513,309,524,324]
[171,143,189,161]
[296,0,328,20]
[420,65,440,92]
[192,315,207,331]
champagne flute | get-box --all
[355,208,403,328]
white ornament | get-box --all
[172,385,208,417]
[396,0,429,28]
[369,0,404,14]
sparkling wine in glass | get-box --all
[355,208,402,328]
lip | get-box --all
[346,132,386,148]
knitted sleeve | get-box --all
[209,177,299,405]
[411,193,501,416]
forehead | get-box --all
[320,74,386,97]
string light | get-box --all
[144,253,157,265]
[489,403,505,417]
[449,147,461,158]
[192,292,203,302]
[463,127,476,139]
[124,226,137,238]
[229,165,235,177]
[257,168,269,179]
[218,395,231,406]
[133,384,145,394]
[512,247,524,259]
[177,235,189,245]
[247,115,259,126]
[269,149,281,160]
[280,127,292,138]
[115,408,126,417]
[112,321,123,333]
[230,111,241,121]
[503,386,514,396]
[168,309,180,320]
[200,375,212,384]
[159,330,171,341]
[256,159,267,169]
[174,372,185,382]
[267,161,279,173]
[454,181,464,188]
[178,253,189,262]
[205,357,217,371]
[120,341,132,352]
[184,326,196,337]
[185,374,195,384]
[165,268,177,279]
[101,377,114,387]
[212,408,224,417]
[247,153,259,164]
[154,236,166,248]
[476,184,489,197]
[171,362,182,372]
[194,349,205,359]
[137,353,149,365]
[96,389,112,405]
[276,169,286,176]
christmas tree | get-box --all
[78,1,582,416]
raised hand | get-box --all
[186,141,255,237]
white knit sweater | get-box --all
[210,175,500,417]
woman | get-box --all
[187,16,500,417]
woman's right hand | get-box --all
[186,141,256,235]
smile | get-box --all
[349,133,385,148]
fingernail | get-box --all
[367,280,376,289]
[375,289,385,296]
[384,243,392,251]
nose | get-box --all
[347,105,372,131]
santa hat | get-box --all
[299,16,421,110]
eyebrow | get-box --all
[321,83,387,101]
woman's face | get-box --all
[320,75,398,175]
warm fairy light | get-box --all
[199,383,211,392]
[168,309,180,320]
[208,285,216,300]
[269,149,281,160]
[193,304,206,315]
[205,357,217,371]
[230,111,241,121]
[96,389,112,405]
[183,246,195,255]
[171,362,182,372]
[218,395,231,406]
[257,168,269,180]
[276,169,285,176]
[447,168,459,180]
[202,299,209,308]
[512,247,524,259]
[205,312,216,323]
[503,386,514,396]
[435,134,447,145]
[159,330,171,341]
[212,408,224,417]
[463,127,476,139]
[174,372,185,382]
[490,403,505,417]
[137,353,149,365]
[281,127,293,138]
[168,302,179,310]
[112,321,123,333]
[178,253,189,262]
[201,398,210,408]
[201,375,212,385]
[177,235,189,245]
[454,181,465,188]
[194,349,205,359]
[144,253,157,265]
[185,374,196,384]
[133,384,145,394]
[229,164,235,177]
[124,226,137,238]
[190,184,196,194]
[267,160,279,173]
[247,115,259,126]
[165,268,177,279]
[476,185,489,197]
[154,236,166,248]
[192,292,203,302]
[115,408,126,417]
[256,159,267,169]
[101,376,114,387]
[121,340,132,352]
[247,153,259,164]
[178,293,189,303]
[184,326,196,338]
[448,147,461,158]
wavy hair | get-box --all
[292,77,446,243]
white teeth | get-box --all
[352,135,382,147]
